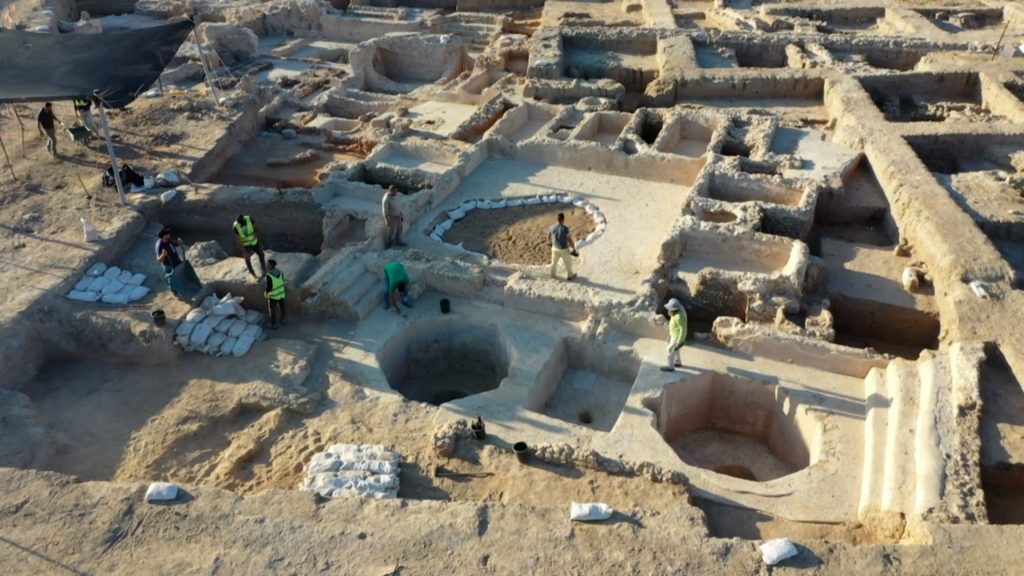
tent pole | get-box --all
[98,104,127,206]
[192,29,221,106]
[0,134,14,180]
[10,104,25,158]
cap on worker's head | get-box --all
[665,298,682,311]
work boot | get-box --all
[674,362,683,368]
[659,366,675,372]
[567,273,577,281]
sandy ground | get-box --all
[444,204,596,265]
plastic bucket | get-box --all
[440,298,451,314]
[151,309,166,327]
[513,441,529,463]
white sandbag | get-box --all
[175,320,197,337]
[199,294,220,311]
[232,335,256,357]
[145,482,179,502]
[101,292,130,305]
[74,277,94,291]
[572,198,587,207]
[570,502,613,522]
[227,319,248,338]
[243,310,264,324]
[128,273,147,286]
[102,266,122,279]
[211,300,245,317]
[87,276,111,292]
[447,207,467,220]
[542,194,557,203]
[127,286,150,302]
[490,198,507,209]
[218,336,237,356]
[207,332,227,352]
[760,538,798,566]
[100,280,125,295]
[117,282,137,296]
[460,200,478,211]
[507,197,524,207]
[307,452,341,474]
[585,203,598,215]
[67,290,100,302]
[430,231,443,242]
[902,267,920,292]
[240,324,262,340]
[595,212,607,225]
[160,189,179,203]
[524,196,542,205]
[185,308,208,323]
[118,270,135,285]
[189,317,219,347]
[214,316,235,333]
[85,262,107,277]
[156,171,181,185]
[437,219,453,233]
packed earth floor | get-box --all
[3,0,1024,574]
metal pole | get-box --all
[10,104,25,158]
[98,103,127,206]
[0,135,14,180]
[993,20,1011,61]
[192,29,221,106]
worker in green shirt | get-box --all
[661,298,687,372]
[383,260,412,315]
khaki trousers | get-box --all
[550,247,573,278]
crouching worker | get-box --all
[233,214,266,280]
[383,260,413,316]
[661,298,687,372]
[265,259,287,329]
[155,228,203,302]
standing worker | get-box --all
[549,212,577,281]
[265,259,287,329]
[382,185,406,248]
[233,214,267,280]
[383,260,412,315]
[72,97,97,134]
[661,298,688,372]
[36,102,63,158]
[155,228,184,298]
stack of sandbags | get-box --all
[299,444,402,500]
[66,262,149,304]
[174,293,266,356]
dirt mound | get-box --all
[443,204,596,265]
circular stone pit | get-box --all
[377,319,510,405]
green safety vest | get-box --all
[73,99,90,110]
[267,270,286,300]
[233,215,258,246]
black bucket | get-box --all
[471,419,486,440]
[151,309,166,327]
[513,441,529,463]
[440,298,451,314]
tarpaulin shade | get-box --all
[0,20,193,108]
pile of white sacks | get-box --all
[431,195,608,248]
[66,263,150,304]
[174,293,266,357]
[300,444,402,499]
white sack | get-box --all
[185,308,208,323]
[570,502,613,522]
[74,277,94,291]
[67,290,100,302]
[145,482,179,502]
[101,292,130,305]
[85,262,107,277]
[102,266,122,279]
[127,286,151,302]
[232,335,256,357]
[760,539,798,566]
[87,276,111,292]
[227,319,248,338]
[218,336,237,356]
[128,273,147,286]
[100,280,125,295]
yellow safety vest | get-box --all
[267,270,286,300]
[233,215,258,246]
[73,99,89,110]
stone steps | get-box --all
[339,271,379,320]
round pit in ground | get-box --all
[443,203,597,265]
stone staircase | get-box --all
[441,15,503,49]
[304,256,382,321]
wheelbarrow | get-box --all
[67,125,93,146]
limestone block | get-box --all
[200,23,259,65]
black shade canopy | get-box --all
[0,20,193,108]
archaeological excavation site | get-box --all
[3,0,1024,573]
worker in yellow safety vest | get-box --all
[72,97,97,133]
[233,214,266,279]
[265,259,287,329]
